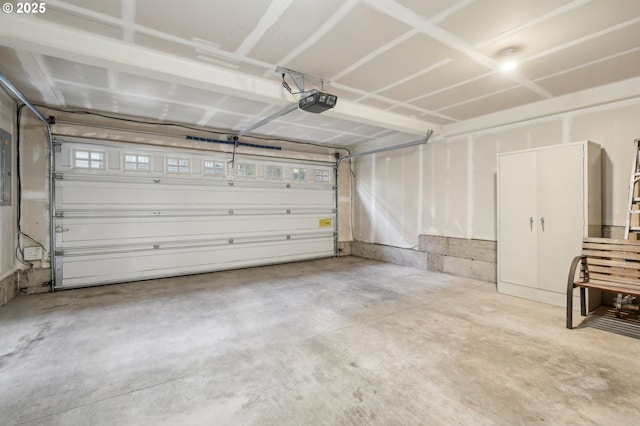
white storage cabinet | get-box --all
[497,141,601,307]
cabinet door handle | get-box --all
[540,216,545,232]
[529,216,534,231]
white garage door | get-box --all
[53,138,337,289]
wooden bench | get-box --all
[566,237,640,329]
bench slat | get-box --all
[582,249,640,261]
[585,257,640,270]
[586,272,640,286]
[587,265,640,278]
[576,279,640,297]
[583,242,640,254]
[578,279,640,291]
[584,237,640,247]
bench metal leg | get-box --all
[567,286,573,329]
[566,255,584,330]
[580,287,586,317]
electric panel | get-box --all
[0,129,12,206]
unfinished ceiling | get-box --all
[0,0,639,148]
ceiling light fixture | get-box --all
[498,47,519,72]
[501,60,518,72]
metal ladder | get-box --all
[616,139,640,316]
[624,138,640,239]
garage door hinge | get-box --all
[286,183,291,188]
[228,209,234,215]
[55,211,64,217]
[228,181,234,186]
[228,238,234,244]
[153,244,160,249]
[286,235,291,240]
[53,172,64,180]
[55,249,64,256]
[55,225,69,233]
[153,211,161,216]
[286,209,291,214]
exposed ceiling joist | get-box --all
[442,76,640,138]
[0,14,439,137]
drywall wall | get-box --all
[351,97,640,247]
[18,111,50,294]
[0,89,17,304]
[351,144,421,248]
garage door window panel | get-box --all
[237,163,256,178]
[292,167,307,182]
[204,160,225,176]
[74,150,105,170]
[125,154,151,171]
[266,165,282,180]
[314,169,330,183]
[167,157,190,174]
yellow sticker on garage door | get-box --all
[319,218,333,228]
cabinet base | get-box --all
[498,281,600,310]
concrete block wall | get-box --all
[351,234,497,283]
[351,241,428,270]
[0,268,50,308]
[352,226,625,283]
[418,235,496,283]
[18,268,51,294]
[0,272,17,308]
[337,241,352,256]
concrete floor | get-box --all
[1,256,639,425]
